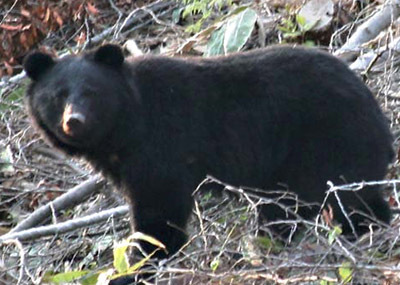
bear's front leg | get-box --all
[126,178,194,259]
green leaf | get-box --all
[0,84,26,113]
[210,258,220,271]
[223,8,257,54]
[239,213,248,221]
[296,15,306,27]
[110,250,158,282]
[224,4,251,19]
[304,40,315,47]
[113,232,166,276]
[43,270,90,283]
[127,250,156,272]
[256,236,274,249]
[113,241,130,274]
[202,191,213,201]
[328,226,342,245]
[255,236,283,253]
[80,272,101,285]
[282,31,301,39]
[338,262,353,283]
[205,24,226,56]
[185,19,204,34]
[172,8,184,24]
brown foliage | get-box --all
[0,0,142,77]
[1,0,83,76]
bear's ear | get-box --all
[93,44,124,67]
[23,52,55,81]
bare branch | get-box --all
[10,175,105,233]
[0,206,129,243]
[336,0,400,55]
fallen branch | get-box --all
[10,175,105,233]
[350,36,400,70]
[0,206,129,243]
[335,0,400,55]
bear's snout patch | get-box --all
[62,104,86,137]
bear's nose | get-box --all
[63,113,86,136]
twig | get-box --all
[141,6,177,28]
[3,239,24,284]
[2,239,38,284]
[93,0,175,44]
[0,0,19,26]
[193,200,207,250]
[120,5,176,38]
[316,179,394,236]
[108,0,123,17]
[331,185,358,238]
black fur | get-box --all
[24,44,393,273]
[23,52,55,81]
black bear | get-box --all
[24,44,393,263]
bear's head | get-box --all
[23,45,132,155]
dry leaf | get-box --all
[44,7,51,23]
[20,8,31,18]
[4,61,13,76]
[0,24,23,31]
[86,2,99,15]
[53,10,63,27]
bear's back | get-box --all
[125,47,393,189]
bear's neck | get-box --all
[83,142,140,194]
[84,104,146,189]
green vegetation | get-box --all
[180,0,233,33]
